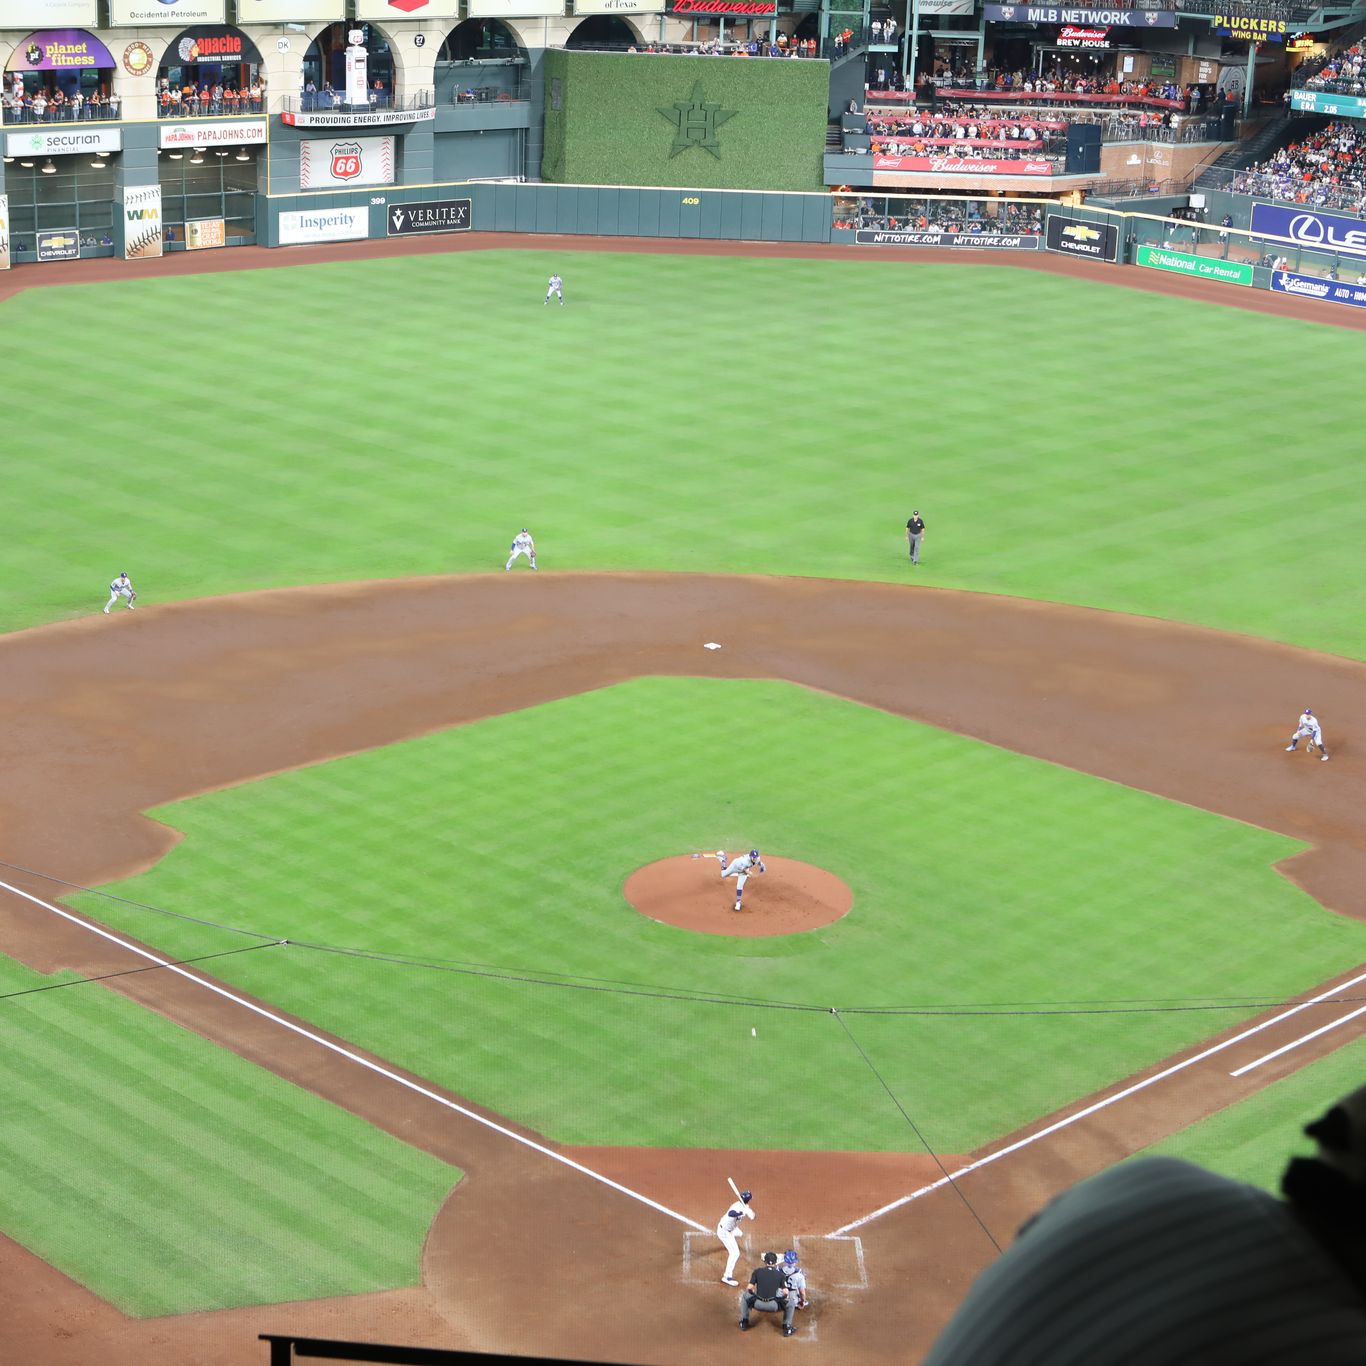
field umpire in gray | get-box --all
[739,1251,796,1336]
[906,511,926,565]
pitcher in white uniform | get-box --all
[717,850,766,912]
[717,1190,755,1285]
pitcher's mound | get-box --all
[624,855,853,937]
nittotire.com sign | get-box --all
[855,229,1040,249]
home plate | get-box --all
[704,642,722,650]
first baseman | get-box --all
[505,528,537,571]
[545,273,564,306]
[717,1189,755,1285]
[718,850,766,912]
[103,572,137,614]
[1286,709,1330,761]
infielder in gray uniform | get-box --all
[717,849,766,912]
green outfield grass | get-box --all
[0,955,458,1315]
[5,251,1365,656]
[1142,1034,1366,1192]
[67,678,1366,1156]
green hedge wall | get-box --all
[541,50,827,192]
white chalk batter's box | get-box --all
[681,1232,868,1291]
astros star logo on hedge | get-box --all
[658,82,736,159]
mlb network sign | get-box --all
[983,5,1175,26]
[1250,202,1366,259]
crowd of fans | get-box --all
[624,36,818,58]
[864,111,1060,146]
[1298,41,1365,96]
[2,84,120,122]
[837,196,1045,236]
[1229,121,1366,211]
[159,81,266,116]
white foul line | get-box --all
[1230,1002,1366,1078]
[0,876,707,1234]
[830,966,1366,1237]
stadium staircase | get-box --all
[1196,114,1319,189]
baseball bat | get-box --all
[728,1176,743,1202]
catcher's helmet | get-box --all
[741,1190,753,1203]
[783,1249,799,1268]
[763,1251,778,1266]
[750,849,760,860]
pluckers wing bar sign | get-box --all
[1214,13,1286,40]
[984,5,1175,25]
[672,0,778,14]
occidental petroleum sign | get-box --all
[1250,202,1366,259]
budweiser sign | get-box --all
[1057,24,1110,45]
[874,154,1054,175]
[671,0,777,12]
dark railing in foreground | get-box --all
[260,1334,607,1364]
[2,102,123,123]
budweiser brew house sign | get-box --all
[670,0,778,13]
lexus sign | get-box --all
[386,198,473,236]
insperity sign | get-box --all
[984,5,1176,25]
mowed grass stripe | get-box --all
[1142,1031,1366,1192]
[72,678,1366,1154]
[4,253,1364,655]
[0,958,459,1315]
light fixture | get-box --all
[168,150,183,159]
[235,148,250,160]
[189,147,205,163]
[97,150,110,158]
[2,155,12,164]
[41,159,56,174]
[19,159,34,168]
[215,149,228,157]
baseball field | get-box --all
[1,238,1364,1365]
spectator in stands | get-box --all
[1230,121,1366,211]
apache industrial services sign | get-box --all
[855,229,1040,249]
[386,198,473,236]
[984,4,1175,25]
[1250,202,1366,259]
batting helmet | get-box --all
[741,1190,753,1203]
[750,850,760,860]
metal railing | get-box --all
[2,100,122,123]
[280,91,433,116]
[156,94,265,118]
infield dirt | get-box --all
[0,571,1363,1364]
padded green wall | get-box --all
[542,50,827,192]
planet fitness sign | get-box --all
[10,28,114,69]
